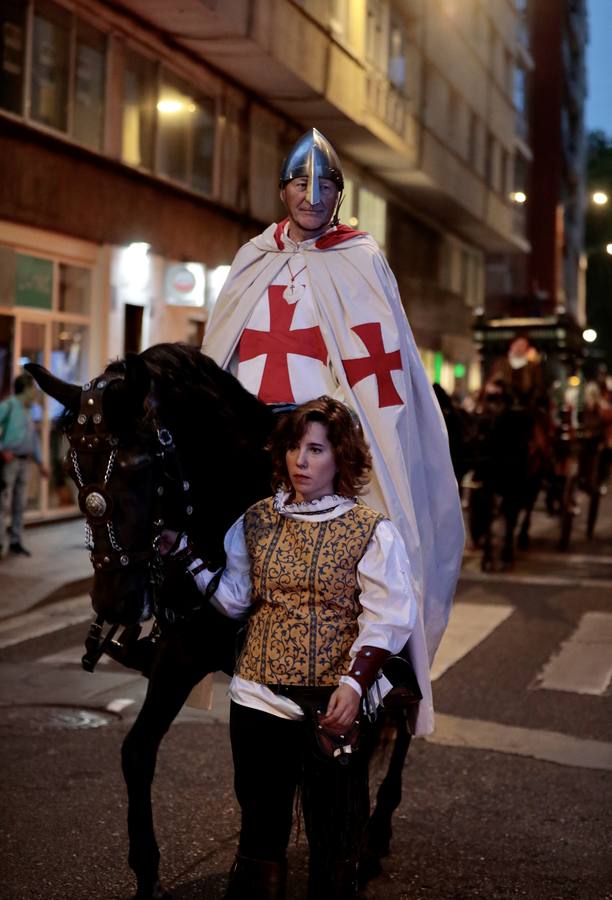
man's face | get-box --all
[281,177,339,238]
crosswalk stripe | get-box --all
[428,713,612,772]
[0,596,92,649]
[532,612,612,695]
[460,566,612,590]
[431,594,514,681]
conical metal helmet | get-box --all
[279,128,344,205]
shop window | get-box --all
[122,49,157,169]
[48,320,89,509]
[58,264,91,315]
[73,20,106,150]
[0,314,15,400]
[0,245,16,309]
[0,0,27,114]
[31,0,71,132]
[16,254,53,310]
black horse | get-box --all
[27,343,414,898]
[468,382,550,571]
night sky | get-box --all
[586,0,612,135]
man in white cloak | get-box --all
[202,128,464,736]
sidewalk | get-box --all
[0,517,92,620]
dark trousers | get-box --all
[229,700,370,871]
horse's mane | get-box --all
[139,343,275,553]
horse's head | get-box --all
[26,355,192,626]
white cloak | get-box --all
[203,221,465,731]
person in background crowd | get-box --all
[0,372,49,558]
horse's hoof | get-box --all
[133,880,172,900]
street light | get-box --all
[607,243,612,256]
[583,328,597,343]
[592,191,609,206]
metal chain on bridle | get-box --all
[67,373,194,671]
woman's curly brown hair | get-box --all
[269,396,372,497]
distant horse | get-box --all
[468,382,550,571]
[27,343,415,899]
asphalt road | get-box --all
[1,495,611,900]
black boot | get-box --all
[224,854,287,900]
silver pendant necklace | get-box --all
[282,259,307,304]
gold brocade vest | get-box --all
[237,497,385,686]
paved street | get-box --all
[1,496,611,900]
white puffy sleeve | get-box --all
[188,516,252,618]
[352,518,417,655]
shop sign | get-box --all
[165,263,205,306]
[15,254,53,309]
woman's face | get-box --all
[285,420,338,503]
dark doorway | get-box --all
[124,304,144,354]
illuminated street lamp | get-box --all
[510,191,527,204]
[606,243,612,256]
[582,328,597,343]
[591,191,609,206]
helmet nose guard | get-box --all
[279,128,344,204]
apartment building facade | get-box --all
[482,0,588,378]
[0,0,526,519]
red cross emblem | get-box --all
[341,323,404,408]
[238,285,328,403]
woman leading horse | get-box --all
[160,397,420,900]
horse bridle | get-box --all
[68,372,193,671]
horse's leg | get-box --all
[481,486,495,572]
[500,488,520,568]
[121,631,207,899]
[517,476,540,550]
[359,708,412,886]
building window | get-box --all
[31,0,71,132]
[514,63,528,141]
[366,0,387,67]
[448,86,459,144]
[485,131,495,188]
[467,109,478,166]
[29,1,107,149]
[191,95,215,196]
[121,49,157,170]
[73,20,106,150]
[0,0,27,115]
[329,0,352,44]
[358,187,386,249]
[157,73,215,195]
[388,14,407,91]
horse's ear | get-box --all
[25,363,81,411]
[124,353,151,408]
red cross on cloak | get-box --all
[238,285,328,403]
[341,322,404,408]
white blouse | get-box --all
[189,492,418,720]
